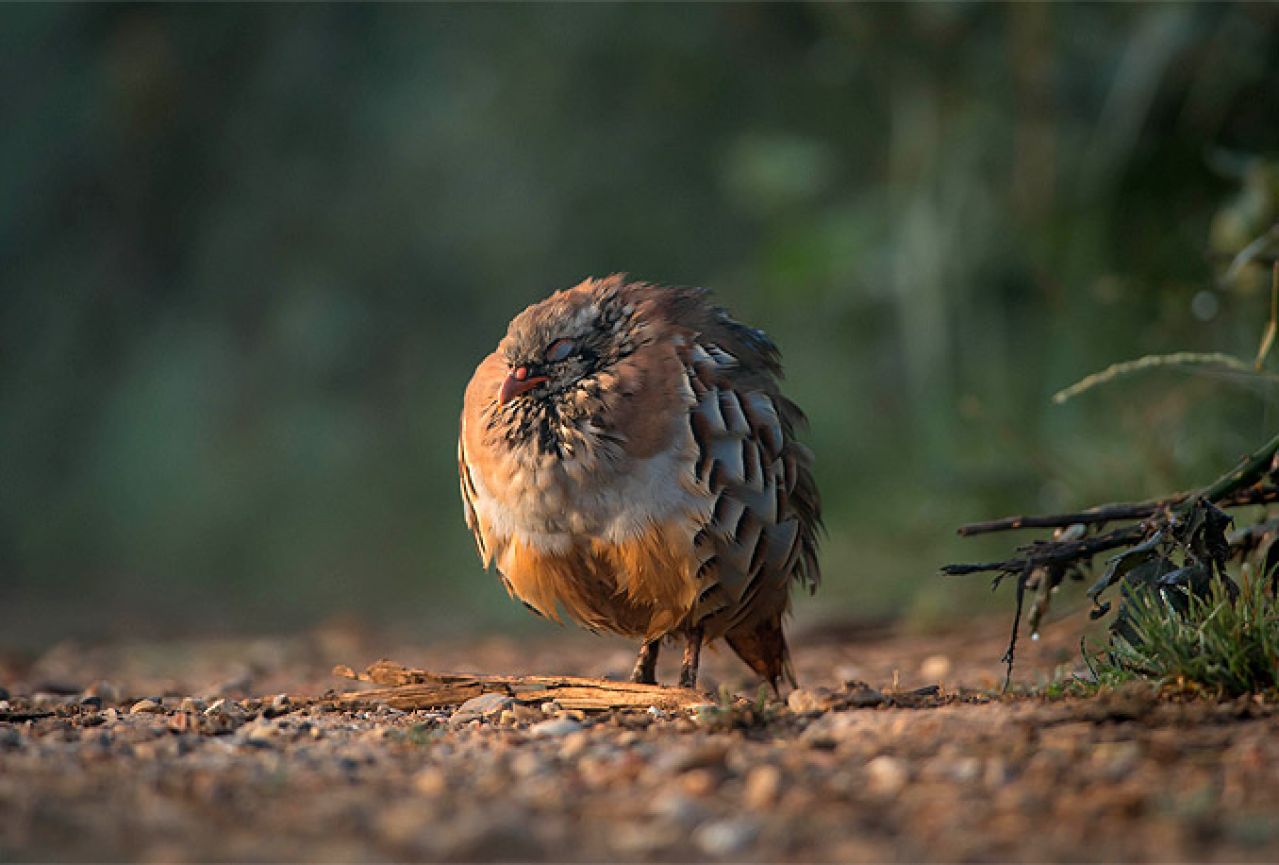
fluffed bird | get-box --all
[458,275,820,690]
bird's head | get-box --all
[496,277,637,408]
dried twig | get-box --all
[956,485,1279,537]
[332,660,708,711]
[942,525,1146,578]
[944,432,1279,687]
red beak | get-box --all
[498,366,549,405]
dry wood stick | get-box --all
[332,661,709,711]
[957,485,1278,537]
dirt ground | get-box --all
[1,617,1276,863]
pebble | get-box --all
[33,692,70,708]
[655,742,728,773]
[529,718,582,738]
[457,692,513,717]
[203,698,243,719]
[694,817,759,857]
[866,755,909,794]
[787,688,829,714]
[558,730,592,759]
[264,694,293,717]
[412,767,448,796]
[241,720,281,745]
[130,699,164,715]
[679,768,722,796]
[743,764,783,809]
[1091,741,1143,780]
[920,654,952,680]
[649,791,710,827]
[83,681,120,705]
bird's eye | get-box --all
[545,338,575,362]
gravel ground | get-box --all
[1,619,1276,862]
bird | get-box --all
[457,275,820,691]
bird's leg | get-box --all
[630,639,660,685]
[678,625,704,690]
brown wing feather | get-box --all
[634,284,819,688]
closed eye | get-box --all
[545,338,575,362]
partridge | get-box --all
[458,275,820,690]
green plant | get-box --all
[1094,572,1279,696]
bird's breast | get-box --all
[465,424,712,551]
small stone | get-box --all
[530,717,583,738]
[83,681,120,705]
[540,701,563,715]
[130,699,164,715]
[242,720,279,745]
[511,751,548,778]
[920,654,952,680]
[946,756,981,783]
[649,791,710,827]
[179,697,205,714]
[559,730,592,759]
[1091,741,1142,779]
[263,693,293,717]
[743,764,782,809]
[203,698,246,723]
[656,743,728,773]
[33,692,69,708]
[448,711,481,728]
[787,688,829,714]
[79,695,102,709]
[457,692,513,717]
[412,767,448,796]
[679,768,722,796]
[694,817,759,857]
[866,755,908,794]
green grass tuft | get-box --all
[1094,573,1279,696]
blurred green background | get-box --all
[3,3,1278,649]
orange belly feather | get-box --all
[496,521,702,639]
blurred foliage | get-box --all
[2,4,1279,646]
